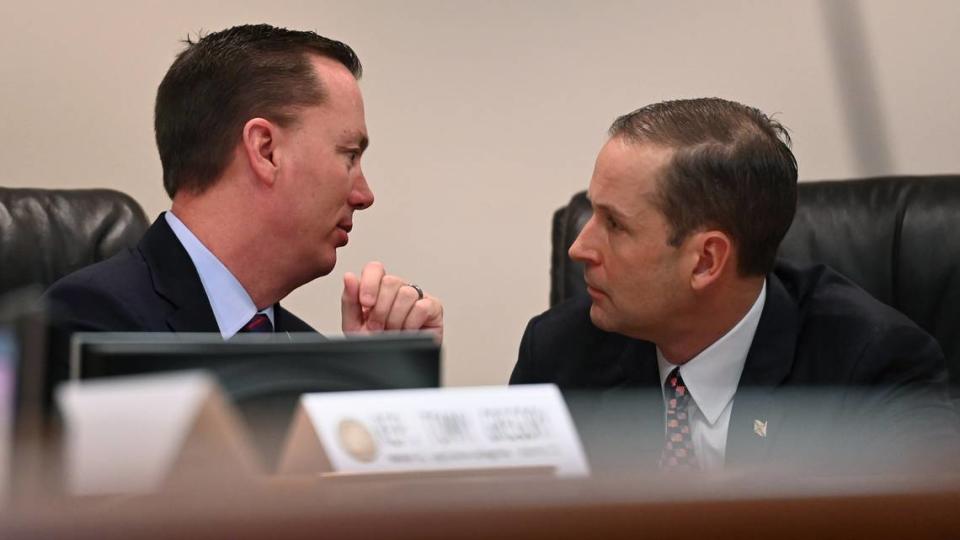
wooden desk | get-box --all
[3,471,960,539]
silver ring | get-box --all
[406,283,424,300]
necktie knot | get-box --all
[241,313,273,333]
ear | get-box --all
[688,230,733,292]
[241,118,279,187]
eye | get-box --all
[605,215,621,231]
[346,150,361,167]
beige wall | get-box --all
[2,1,958,386]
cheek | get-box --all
[603,239,647,281]
[315,165,354,205]
[608,244,670,295]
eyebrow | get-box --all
[341,131,369,153]
[588,196,632,221]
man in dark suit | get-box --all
[44,25,443,386]
[511,98,956,473]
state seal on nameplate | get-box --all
[337,418,379,463]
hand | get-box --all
[341,261,444,343]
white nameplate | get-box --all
[278,384,590,478]
[56,371,257,495]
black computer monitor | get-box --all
[68,332,441,467]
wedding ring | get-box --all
[405,283,424,300]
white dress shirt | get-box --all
[656,280,766,471]
[164,211,274,338]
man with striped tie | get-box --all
[511,98,957,474]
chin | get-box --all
[590,304,638,338]
[588,304,614,331]
[312,252,337,278]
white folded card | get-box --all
[57,371,257,495]
[278,384,590,478]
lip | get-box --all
[334,223,351,247]
[584,282,607,300]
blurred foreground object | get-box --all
[69,332,440,469]
[279,384,588,478]
[0,288,51,505]
[56,371,256,495]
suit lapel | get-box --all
[725,274,799,469]
[617,339,661,387]
[274,304,317,333]
[138,215,220,333]
[139,215,320,335]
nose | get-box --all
[349,169,375,210]
[568,215,600,265]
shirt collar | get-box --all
[164,211,274,338]
[657,280,767,425]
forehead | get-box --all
[589,138,673,206]
[303,55,367,141]
[309,55,363,106]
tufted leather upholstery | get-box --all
[0,188,149,296]
[550,175,960,395]
[550,191,592,308]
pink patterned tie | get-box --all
[241,313,273,333]
[659,368,698,470]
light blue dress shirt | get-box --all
[164,211,274,338]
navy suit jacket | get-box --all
[511,261,958,473]
[43,215,315,389]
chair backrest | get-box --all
[550,175,960,394]
[0,187,149,296]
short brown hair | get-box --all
[154,24,362,198]
[610,98,798,276]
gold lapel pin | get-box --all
[753,419,768,438]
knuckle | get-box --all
[370,304,389,319]
[420,297,439,313]
[415,303,432,319]
[399,286,418,302]
[404,313,424,329]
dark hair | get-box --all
[154,24,362,198]
[609,98,798,276]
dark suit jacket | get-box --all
[43,215,315,390]
[511,261,958,473]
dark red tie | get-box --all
[660,368,698,470]
[241,313,273,333]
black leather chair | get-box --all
[0,187,150,296]
[550,175,960,398]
